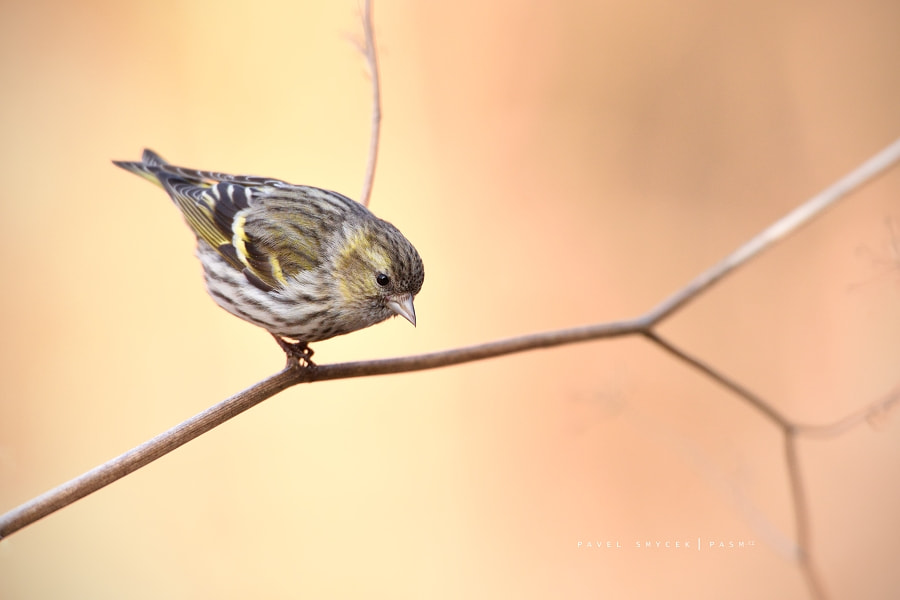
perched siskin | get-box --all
[114,149,424,360]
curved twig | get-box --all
[359,0,381,207]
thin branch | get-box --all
[0,319,639,539]
[784,435,828,600]
[308,318,643,378]
[359,0,381,207]
[4,17,900,594]
[646,137,900,325]
[0,367,300,539]
[643,332,831,598]
[642,331,792,427]
[3,137,900,539]
[793,383,900,438]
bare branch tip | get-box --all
[358,0,381,207]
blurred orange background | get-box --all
[1,1,899,598]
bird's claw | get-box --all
[273,335,315,369]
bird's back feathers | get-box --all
[113,149,368,292]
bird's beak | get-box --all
[387,294,417,327]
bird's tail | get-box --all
[112,149,169,188]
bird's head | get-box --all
[333,218,424,327]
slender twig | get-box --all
[3,137,899,541]
[784,435,828,600]
[359,0,381,207]
[646,137,900,324]
[641,331,828,597]
[641,337,900,600]
[642,331,792,427]
[0,320,639,539]
[793,383,900,438]
[0,367,301,539]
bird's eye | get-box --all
[376,273,391,287]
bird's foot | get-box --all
[273,335,315,369]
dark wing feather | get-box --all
[114,149,362,291]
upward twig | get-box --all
[359,0,381,207]
[646,137,900,324]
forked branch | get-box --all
[2,4,900,599]
[3,137,899,543]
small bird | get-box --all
[114,149,424,364]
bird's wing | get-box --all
[115,150,340,291]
